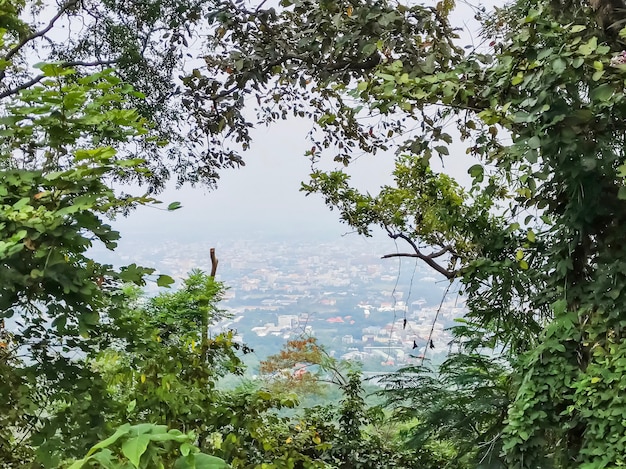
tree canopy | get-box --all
[4,0,626,467]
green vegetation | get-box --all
[4,0,626,467]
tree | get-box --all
[0,0,259,188]
[260,338,440,468]
[6,0,419,188]
[0,62,177,468]
[0,4,224,464]
[382,350,512,468]
[199,0,626,466]
[6,0,626,465]
[94,271,248,436]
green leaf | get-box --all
[13,197,30,210]
[134,423,167,435]
[82,311,100,326]
[122,434,151,468]
[618,186,626,200]
[175,454,230,469]
[147,432,189,443]
[180,442,192,457]
[361,43,377,56]
[578,36,598,56]
[90,449,116,469]
[527,136,541,149]
[157,274,175,287]
[468,164,483,177]
[119,264,155,284]
[552,58,566,74]
[608,289,620,300]
[590,84,613,102]
[167,201,182,211]
[68,458,89,469]
[527,229,536,242]
[552,299,567,315]
[193,453,230,469]
[434,145,449,155]
[86,425,131,456]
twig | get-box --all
[255,0,270,12]
[421,281,452,365]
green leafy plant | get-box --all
[0,63,178,467]
[93,271,249,432]
[67,423,229,469]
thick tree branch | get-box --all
[381,252,456,279]
[383,232,457,279]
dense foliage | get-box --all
[5,0,626,467]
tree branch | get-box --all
[254,0,270,12]
[0,59,119,101]
[428,245,455,259]
[382,252,456,279]
[383,232,457,279]
[63,59,118,68]
[0,74,45,100]
[0,0,79,81]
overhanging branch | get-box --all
[383,231,457,279]
[0,74,45,100]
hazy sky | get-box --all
[114,115,405,246]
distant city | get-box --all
[96,234,465,372]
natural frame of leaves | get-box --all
[0,59,183,467]
[6,0,626,466]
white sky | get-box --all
[114,118,394,242]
